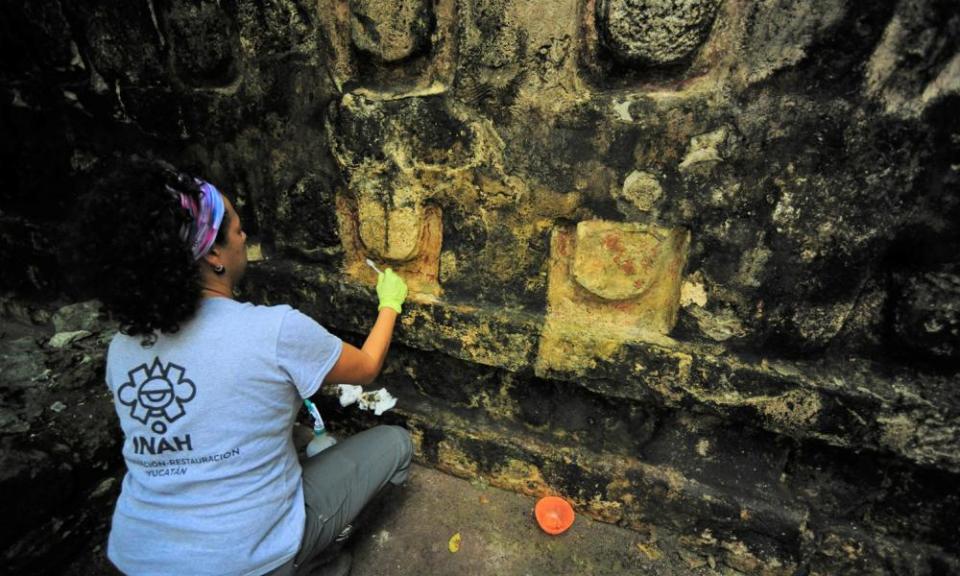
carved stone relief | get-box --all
[537,221,690,375]
[317,0,456,90]
[349,0,433,63]
[596,0,722,67]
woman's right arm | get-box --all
[323,269,407,386]
[324,308,397,385]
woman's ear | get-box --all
[202,247,222,269]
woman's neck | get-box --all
[201,286,233,299]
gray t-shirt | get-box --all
[105,298,342,576]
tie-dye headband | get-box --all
[170,178,225,261]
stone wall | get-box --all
[1,0,959,574]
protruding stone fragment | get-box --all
[687,305,747,342]
[680,277,708,308]
[51,301,104,333]
[865,0,960,118]
[679,128,727,174]
[597,0,721,66]
[349,0,433,63]
[48,330,92,349]
[616,170,663,216]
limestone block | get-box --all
[273,174,342,259]
[596,0,721,66]
[892,266,960,361]
[1,0,76,73]
[166,0,239,86]
[349,0,433,63]
[740,0,846,84]
[537,221,690,376]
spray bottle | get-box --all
[304,399,337,457]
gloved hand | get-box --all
[376,268,408,314]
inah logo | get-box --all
[118,358,196,434]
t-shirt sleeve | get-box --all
[276,309,343,399]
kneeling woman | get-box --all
[75,159,412,575]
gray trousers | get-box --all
[265,425,413,576]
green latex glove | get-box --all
[377,268,408,314]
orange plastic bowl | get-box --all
[535,496,575,535]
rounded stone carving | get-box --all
[349,0,433,63]
[597,0,721,66]
[358,196,424,262]
[572,221,666,300]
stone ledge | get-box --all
[317,390,959,575]
[246,260,960,474]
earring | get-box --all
[213,264,226,275]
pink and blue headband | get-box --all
[170,178,226,261]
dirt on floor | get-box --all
[57,460,734,576]
[344,464,726,576]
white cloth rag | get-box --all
[337,385,397,416]
[338,384,363,407]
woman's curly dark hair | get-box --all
[71,157,230,344]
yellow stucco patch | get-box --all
[436,440,480,478]
[488,458,548,497]
[535,222,690,376]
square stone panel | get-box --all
[336,192,442,298]
[572,220,672,300]
[536,220,689,376]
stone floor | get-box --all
[59,461,730,576]
[345,463,725,576]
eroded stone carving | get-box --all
[349,0,433,63]
[326,93,484,295]
[337,192,443,296]
[596,0,721,66]
[315,0,455,91]
[166,1,240,87]
[572,221,669,300]
[536,221,690,376]
[357,187,425,262]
